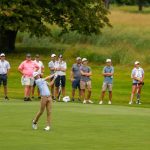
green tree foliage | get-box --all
[0,0,111,52]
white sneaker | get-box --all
[99,101,103,105]
[88,100,94,104]
[32,120,37,130]
[108,101,112,105]
[129,101,133,105]
[44,126,50,131]
[83,100,87,104]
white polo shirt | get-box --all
[48,60,56,75]
[55,60,67,76]
[33,60,44,74]
[131,67,144,83]
[0,60,10,74]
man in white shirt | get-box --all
[48,54,56,100]
[55,54,67,101]
[0,53,10,100]
[32,54,44,99]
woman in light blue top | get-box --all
[32,72,56,131]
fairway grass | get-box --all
[0,101,150,150]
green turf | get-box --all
[0,101,150,150]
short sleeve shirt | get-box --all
[131,67,144,83]
[34,60,44,74]
[0,60,10,74]
[80,65,91,82]
[72,64,82,80]
[103,66,114,84]
[18,60,39,77]
[35,78,50,96]
[48,61,56,75]
[55,61,67,76]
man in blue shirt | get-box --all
[32,72,57,131]
[99,59,114,105]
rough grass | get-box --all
[15,6,150,64]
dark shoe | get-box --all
[52,96,56,100]
[27,97,32,101]
[38,96,41,99]
[24,97,28,101]
[5,96,9,100]
[72,98,75,101]
[31,96,34,99]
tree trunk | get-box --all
[137,0,143,11]
[104,0,110,9]
[0,28,18,53]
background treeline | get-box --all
[111,0,150,5]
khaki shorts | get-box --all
[80,80,92,90]
[41,96,52,102]
[21,76,34,86]
[102,82,113,91]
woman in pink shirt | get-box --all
[18,53,39,101]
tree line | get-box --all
[104,0,150,11]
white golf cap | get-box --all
[51,54,56,57]
[0,53,5,57]
[82,58,87,62]
[76,57,81,60]
[33,72,39,77]
[106,59,111,63]
[135,61,140,65]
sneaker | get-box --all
[44,126,50,131]
[129,101,133,105]
[24,97,27,101]
[32,120,37,130]
[38,96,41,99]
[138,102,142,105]
[83,100,87,104]
[108,101,112,105]
[5,96,9,100]
[31,96,34,99]
[99,101,103,105]
[27,97,32,101]
[88,100,94,104]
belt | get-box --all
[0,74,7,75]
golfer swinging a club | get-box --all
[32,72,57,131]
[129,61,144,105]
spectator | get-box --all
[99,59,114,105]
[129,61,144,105]
[0,53,10,100]
[70,57,82,101]
[48,54,56,100]
[18,53,39,101]
[32,54,44,99]
[80,58,93,104]
[55,54,67,101]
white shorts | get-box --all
[21,76,34,86]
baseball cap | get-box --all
[33,72,39,78]
[35,54,40,57]
[76,57,81,61]
[0,53,5,57]
[51,54,56,57]
[135,61,140,65]
[59,54,63,58]
[106,59,111,63]
[82,58,87,62]
[26,53,31,57]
